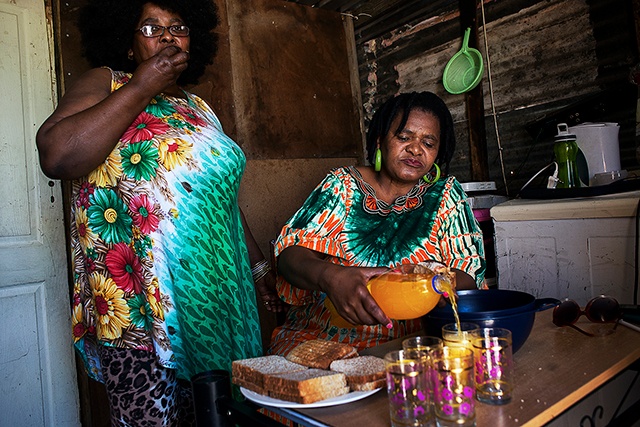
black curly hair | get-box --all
[365,91,456,175]
[77,0,219,86]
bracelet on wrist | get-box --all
[251,259,271,282]
[251,259,269,274]
[252,267,271,283]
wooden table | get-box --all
[268,309,640,427]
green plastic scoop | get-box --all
[443,27,484,94]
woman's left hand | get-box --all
[255,270,288,313]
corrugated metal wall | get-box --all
[356,0,638,195]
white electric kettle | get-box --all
[568,122,625,186]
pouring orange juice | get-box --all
[367,262,456,320]
[326,261,458,328]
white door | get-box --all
[0,0,80,426]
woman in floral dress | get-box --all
[36,1,272,425]
[269,92,486,356]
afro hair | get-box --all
[77,0,219,86]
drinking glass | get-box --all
[402,336,443,420]
[402,336,444,352]
[441,322,480,350]
[384,349,433,427]
[430,346,475,427]
[471,327,513,405]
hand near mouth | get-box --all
[130,46,190,95]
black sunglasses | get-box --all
[552,295,621,337]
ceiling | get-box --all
[284,0,457,41]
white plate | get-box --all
[240,387,382,409]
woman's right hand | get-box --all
[36,46,190,179]
[128,45,189,96]
[320,264,391,327]
[277,246,391,327]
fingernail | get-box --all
[386,322,393,329]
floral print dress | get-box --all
[268,166,486,356]
[71,69,262,382]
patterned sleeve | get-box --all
[434,178,486,287]
[274,168,350,305]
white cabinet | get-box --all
[490,191,640,306]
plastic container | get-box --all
[553,123,581,188]
[326,262,455,326]
[461,182,508,288]
[422,289,559,353]
[367,262,455,320]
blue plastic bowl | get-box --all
[421,289,559,353]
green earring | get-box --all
[423,163,441,184]
[374,148,382,172]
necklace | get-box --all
[348,166,430,216]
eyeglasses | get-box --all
[552,295,621,337]
[136,25,190,38]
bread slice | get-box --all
[269,385,350,404]
[232,355,307,394]
[285,339,358,369]
[349,378,386,391]
[330,355,386,391]
[264,368,347,397]
[232,377,266,394]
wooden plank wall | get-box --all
[357,0,639,195]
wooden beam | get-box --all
[459,0,489,182]
[633,0,640,54]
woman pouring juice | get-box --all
[267,92,486,356]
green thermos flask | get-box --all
[553,123,581,189]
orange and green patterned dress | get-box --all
[268,166,485,356]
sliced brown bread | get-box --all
[349,377,386,391]
[232,355,308,394]
[264,368,347,397]
[329,355,386,391]
[269,385,350,404]
[285,339,358,369]
[232,376,266,394]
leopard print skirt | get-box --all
[98,347,195,427]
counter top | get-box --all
[490,189,640,221]
[280,309,640,427]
